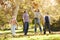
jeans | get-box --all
[11,25,16,35]
[44,23,51,34]
[24,22,29,35]
[34,18,42,33]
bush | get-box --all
[51,17,60,31]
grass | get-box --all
[0,32,60,40]
[3,34,60,40]
[0,27,60,40]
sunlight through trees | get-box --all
[0,0,60,29]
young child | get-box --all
[10,16,17,36]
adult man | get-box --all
[33,9,42,33]
[23,10,29,35]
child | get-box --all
[10,16,17,36]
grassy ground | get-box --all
[9,34,60,40]
[0,27,60,40]
[0,33,60,40]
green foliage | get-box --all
[0,0,60,30]
[51,17,60,31]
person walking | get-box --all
[10,16,17,36]
[23,10,29,35]
[43,13,51,34]
[32,9,42,33]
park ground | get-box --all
[0,27,60,40]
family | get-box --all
[10,9,55,36]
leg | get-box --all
[13,25,16,35]
[25,22,29,35]
[38,23,42,32]
[24,22,27,35]
[11,25,16,36]
[27,22,29,32]
[34,24,37,33]
[34,18,37,33]
[44,23,47,34]
[43,27,46,34]
[48,23,51,33]
[24,22,28,35]
[37,19,42,32]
